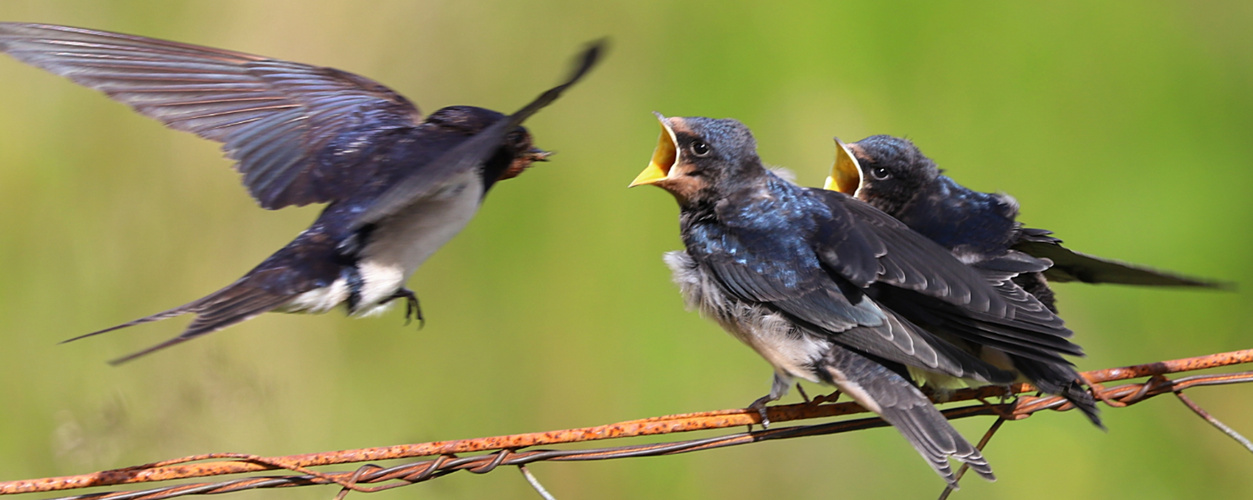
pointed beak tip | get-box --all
[628,170,663,188]
[829,139,862,195]
[525,148,553,162]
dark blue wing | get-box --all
[689,221,1012,383]
[0,23,422,209]
[350,40,605,228]
[815,190,1082,363]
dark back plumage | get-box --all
[636,115,1091,484]
[1,22,605,363]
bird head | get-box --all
[427,105,551,182]
[498,127,551,181]
[826,135,939,216]
[629,113,762,206]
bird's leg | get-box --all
[795,383,811,403]
[382,288,424,328]
[747,373,792,429]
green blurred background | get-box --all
[0,1,1250,498]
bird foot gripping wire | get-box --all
[747,395,775,429]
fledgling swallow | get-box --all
[632,114,1086,486]
[827,135,1224,299]
[0,23,603,364]
[825,135,1223,421]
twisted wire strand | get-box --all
[3,348,1250,499]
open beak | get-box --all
[825,137,863,195]
[629,112,678,187]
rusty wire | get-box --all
[2,348,1250,499]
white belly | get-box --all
[279,174,483,317]
[350,171,484,315]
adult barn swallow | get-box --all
[0,23,602,364]
[631,115,1086,485]
[825,135,1220,418]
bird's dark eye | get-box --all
[871,166,890,180]
[690,141,710,157]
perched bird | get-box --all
[631,114,1086,485]
[826,135,1223,305]
[824,135,1221,421]
[0,23,602,364]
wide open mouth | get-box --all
[629,113,678,187]
[825,137,863,196]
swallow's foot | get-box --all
[747,394,778,429]
[384,288,424,328]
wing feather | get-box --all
[0,23,422,209]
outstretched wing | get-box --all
[0,23,422,209]
[350,40,606,229]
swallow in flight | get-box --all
[0,23,602,363]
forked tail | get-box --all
[820,347,995,487]
[63,278,294,364]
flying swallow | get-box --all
[631,114,1086,485]
[0,23,603,364]
[824,135,1222,421]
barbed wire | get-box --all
[2,348,1250,499]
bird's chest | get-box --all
[664,251,826,382]
[351,170,484,310]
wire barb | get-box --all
[1173,391,1253,455]
[937,417,1006,500]
[1,348,1250,499]
[519,465,556,500]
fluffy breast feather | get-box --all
[664,250,828,383]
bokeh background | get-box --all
[0,1,1250,499]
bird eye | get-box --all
[871,166,890,180]
[690,141,711,157]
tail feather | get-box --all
[1013,237,1229,288]
[179,287,292,341]
[66,279,296,364]
[821,346,994,486]
[62,303,200,344]
[1012,355,1102,428]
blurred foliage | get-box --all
[0,1,1250,499]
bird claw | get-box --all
[385,288,424,328]
[748,395,776,429]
